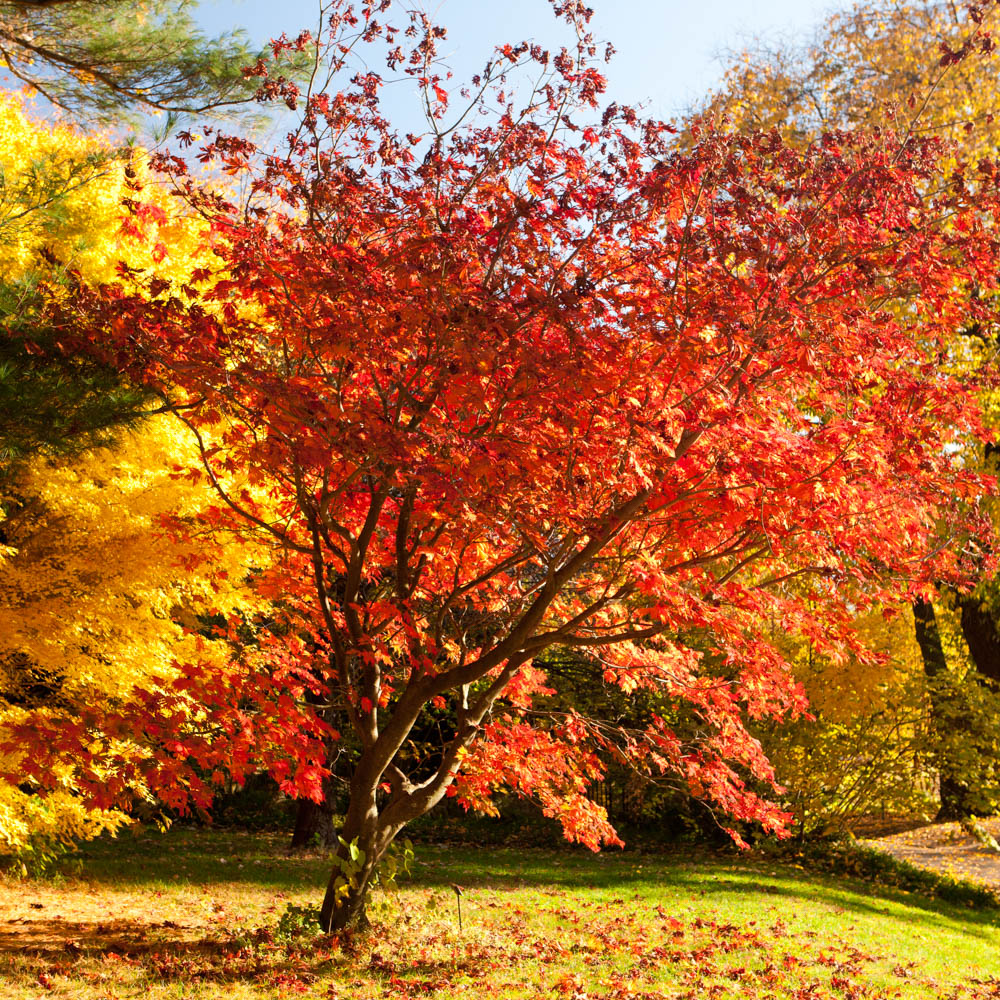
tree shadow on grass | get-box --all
[0,916,204,957]
[63,827,330,890]
[406,845,1000,938]
[47,830,1000,946]
[657,871,1000,939]
[0,914,338,990]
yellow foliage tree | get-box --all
[762,606,934,831]
[702,0,1000,157]
[0,94,267,865]
[0,90,215,471]
[0,416,270,865]
[0,95,205,284]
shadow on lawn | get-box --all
[0,923,334,989]
[406,846,1000,942]
[659,871,1000,939]
[0,916,206,957]
[68,827,327,889]
[1,920,504,993]
[0,903,462,990]
[53,829,1000,941]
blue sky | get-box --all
[199,0,841,120]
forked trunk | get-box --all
[315,673,510,931]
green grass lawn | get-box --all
[2,826,999,998]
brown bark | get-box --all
[319,778,384,932]
[913,598,976,820]
[290,796,337,849]
[957,594,1000,686]
[316,663,522,931]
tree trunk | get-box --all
[957,594,1000,686]
[318,777,388,933]
[313,663,523,931]
[912,598,975,820]
[290,696,342,850]
[290,796,337,849]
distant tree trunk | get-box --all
[912,598,975,820]
[957,594,1000,686]
[290,794,337,849]
[290,697,341,850]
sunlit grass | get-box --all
[1,826,998,998]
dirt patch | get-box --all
[868,817,1000,892]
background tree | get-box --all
[699,0,1000,145]
[762,602,935,832]
[0,89,218,477]
[701,0,1000,820]
[0,92,293,866]
[0,414,272,867]
[0,0,311,480]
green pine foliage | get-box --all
[0,0,272,122]
[0,322,152,475]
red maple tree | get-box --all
[18,0,1000,928]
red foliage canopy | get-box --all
[11,0,1000,923]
